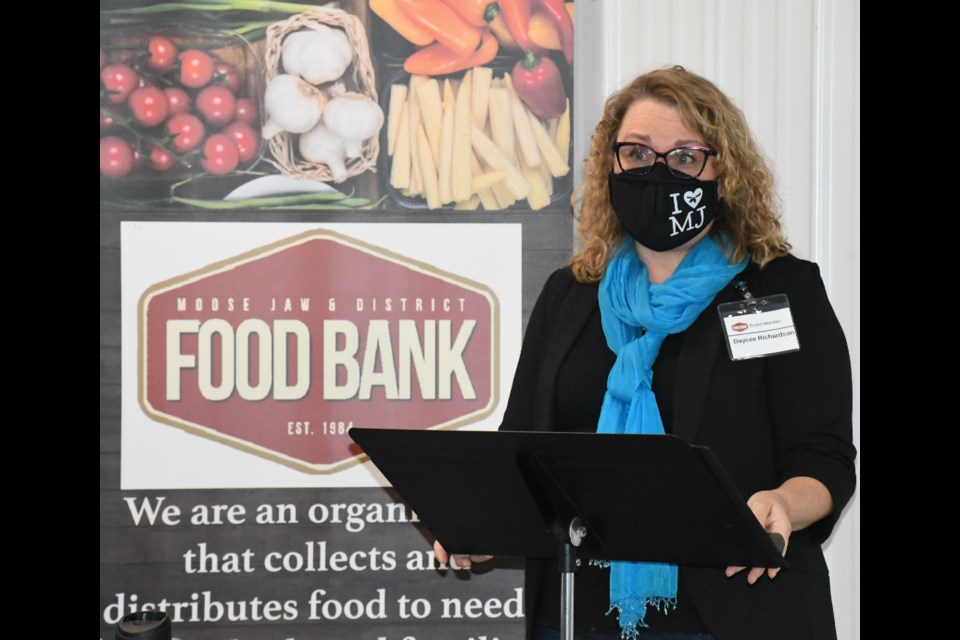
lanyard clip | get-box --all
[733,280,754,300]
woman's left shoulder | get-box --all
[744,253,827,296]
[745,253,847,353]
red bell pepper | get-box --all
[512,50,566,118]
[534,0,573,64]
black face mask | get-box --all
[608,163,722,251]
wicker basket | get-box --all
[263,8,379,181]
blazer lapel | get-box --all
[533,280,599,428]
[671,282,739,444]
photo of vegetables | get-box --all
[100,0,574,213]
[386,67,569,210]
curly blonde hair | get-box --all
[570,66,790,283]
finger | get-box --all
[746,494,771,522]
[725,565,745,577]
[450,554,471,569]
[767,567,780,580]
[432,540,449,564]
[469,554,494,563]
[747,567,765,585]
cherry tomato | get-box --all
[100,110,118,131]
[166,113,206,153]
[178,49,214,88]
[101,64,140,104]
[146,35,178,72]
[163,87,191,116]
[149,145,177,172]
[128,86,169,127]
[201,134,239,175]
[100,136,134,178]
[223,121,260,164]
[213,62,243,93]
[195,85,236,127]
[234,98,258,126]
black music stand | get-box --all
[350,429,785,640]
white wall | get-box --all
[574,1,860,637]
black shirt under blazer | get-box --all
[499,254,857,640]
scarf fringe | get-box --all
[608,596,678,639]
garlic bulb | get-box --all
[299,122,348,183]
[262,74,327,139]
[323,92,384,159]
[281,26,352,86]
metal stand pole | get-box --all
[559,517,587,640]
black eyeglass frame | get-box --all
[612,141,718,179]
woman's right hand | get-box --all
[433,540,493,570]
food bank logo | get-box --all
[138,229,498,473]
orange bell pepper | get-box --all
[533,0,572,64]
[441,0,501,27]
[370,0,435,46]
[404,29,499,76]
[395,0,482,57]
[528,10,560,50]
[498,0,535,52]
[488,12,519,48]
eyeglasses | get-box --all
[612,142,717,179]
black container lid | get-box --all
[115,612,171,640]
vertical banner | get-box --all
[101,1,575,638]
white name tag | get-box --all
[718,294,800,360]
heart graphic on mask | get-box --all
[684,189,703,209]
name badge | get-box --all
[718,293,800,360]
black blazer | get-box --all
[500,255,856,640]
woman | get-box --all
[437,66,856,640]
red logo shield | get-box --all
[139,229,499,473]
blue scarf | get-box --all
[597,235,748,638]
